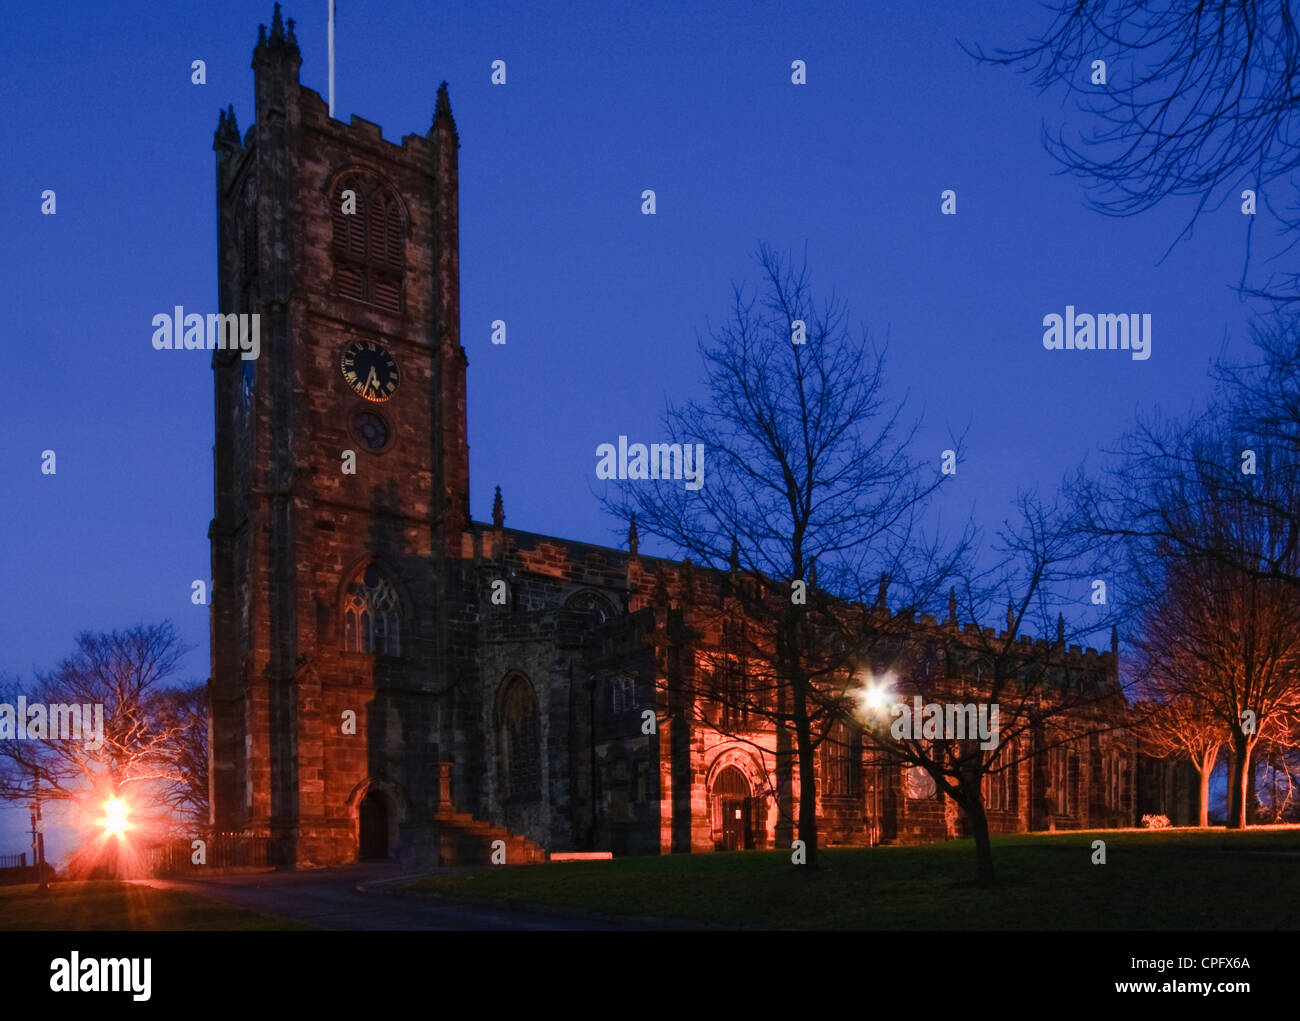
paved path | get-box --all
[132,864,664,930]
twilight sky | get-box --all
[0,0,1265,858]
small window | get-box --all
[610,675,635,715]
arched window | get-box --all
[715,620,749,729]
[564,589,616,623]
[499,676,541,798]
[342,563,402,656]
[331,173,405,313]
[822,719,861,797]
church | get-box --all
[207,6,1195,867]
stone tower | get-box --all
[208,4,467,865]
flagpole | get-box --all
[328,0,336,117]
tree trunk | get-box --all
[792,676,819,869]
[1196,750,1215,828]
[1227,733,1255,829]
[1247,745,1262,825]
[959,787,996,885]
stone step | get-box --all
[432,810,546,865]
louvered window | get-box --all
[332,175,405,313]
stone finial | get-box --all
[1006,600,1015,635]
[875,571,889,609]
[948,587,957,623]
[430,82,461,146]
[436,81,453,119]
[808,560,817,589]
[628,515,639,556]
[1111,625,1119,657]
[255,4,300,60]
[492,486,505,530]
[729,539,740,573]
[1057,613,1066,645]
[215,105,241,148]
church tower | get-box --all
[209,4,468,865]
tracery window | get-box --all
[715,620,750,730]
[342,563,402,656]
[565,589,616,623]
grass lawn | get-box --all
[403,826,1300,929]
[0,881,314,930]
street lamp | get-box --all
[98,796,132,838]
[852,673,898,847]
[29,767,49,892]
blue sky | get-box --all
[0,0,1268,859]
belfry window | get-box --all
[331,174,405,313]
[342,564,402,656]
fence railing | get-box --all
[0,853,27,870]
[148,832,273,875]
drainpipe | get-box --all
[589,671,597,849]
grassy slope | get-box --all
[403,827,1300,929]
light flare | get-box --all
[98,796,132,838]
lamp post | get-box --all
[853,674,895,847]
[29,768,48,892]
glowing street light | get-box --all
[854,674,896,717]
[98,796,132,838]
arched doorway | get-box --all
[358,790,389,861]
[712,765,753,850]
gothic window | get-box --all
[500,675,541,798]
[565,589,616,623]
[822,719,861,797]
[1049,745,1077,816]
[342,563,402,656]
[983,765,1011,811]
[610,675,635,715]
[905,764,937,800]
[716,620,749,730]
[331,173,406,313]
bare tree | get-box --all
[0,622,206,837]
[1120,479,1300,827]
[854,492,1130,885]
[974,0,1300,304]
[1135,691,1222,827]
[150,682,210,830]
[603,244,964,868]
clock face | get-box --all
[341,341,399,402]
